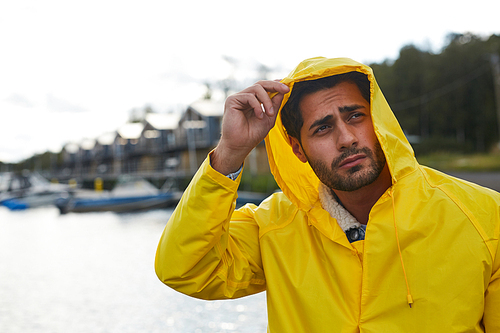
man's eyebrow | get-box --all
[338,104,366,113]
[309,114,333,131]
[307,105,368,131]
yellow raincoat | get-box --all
[156,57,500,332]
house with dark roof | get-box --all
[139,112,181,173]
[114,122,144,174]
[178,99,224,174]
[93,132,116,175]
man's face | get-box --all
[290,81,386,192]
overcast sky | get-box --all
[1,0,499,163]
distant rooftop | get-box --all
[97,132,116,146]
[80,138,96,150]
[63,142,80,154]
[145,112,180,130]
[117,123,144,139]
[189,99,224,117]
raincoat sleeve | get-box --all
[483,234,500,331]
[155,155,266,300]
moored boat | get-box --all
[56,176,181,214]
[0,172,72,210]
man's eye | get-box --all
[315,125,329,133]
[349,113,364,121]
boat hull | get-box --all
[56,192,181,214]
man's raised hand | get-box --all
[211,80,289,175]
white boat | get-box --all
[0,172,71,210]
[55,176,182,214]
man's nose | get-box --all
[336,124,358,150]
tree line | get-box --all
[370,32,500,155]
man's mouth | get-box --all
[338,154,366,168]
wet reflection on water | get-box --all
[0,207,267,333]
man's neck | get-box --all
[332,165,392,225]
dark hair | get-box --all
[281,72,370,142]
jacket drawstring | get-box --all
[390,188,414,308]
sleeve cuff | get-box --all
[226,165,243,181]
[208,150,243,181]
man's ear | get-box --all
[289,136,308,163]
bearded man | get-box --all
[156,57,500,332]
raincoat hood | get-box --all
[265,57,417,210]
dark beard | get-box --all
[308,142,386,192]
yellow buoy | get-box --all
[95,177,103,192]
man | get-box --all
[156,57,500,332]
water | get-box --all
[0,207,268,333]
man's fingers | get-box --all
[245,94,266,119]
[226,92,265,119]
[226,80,289,120]
[242,81,289,117]
[258,80,289,117]
[251,84,275,117]
[255,80,289,93]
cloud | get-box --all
[4,94,34,108]
[46,94,87,113]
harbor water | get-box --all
[0,207,268,333]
